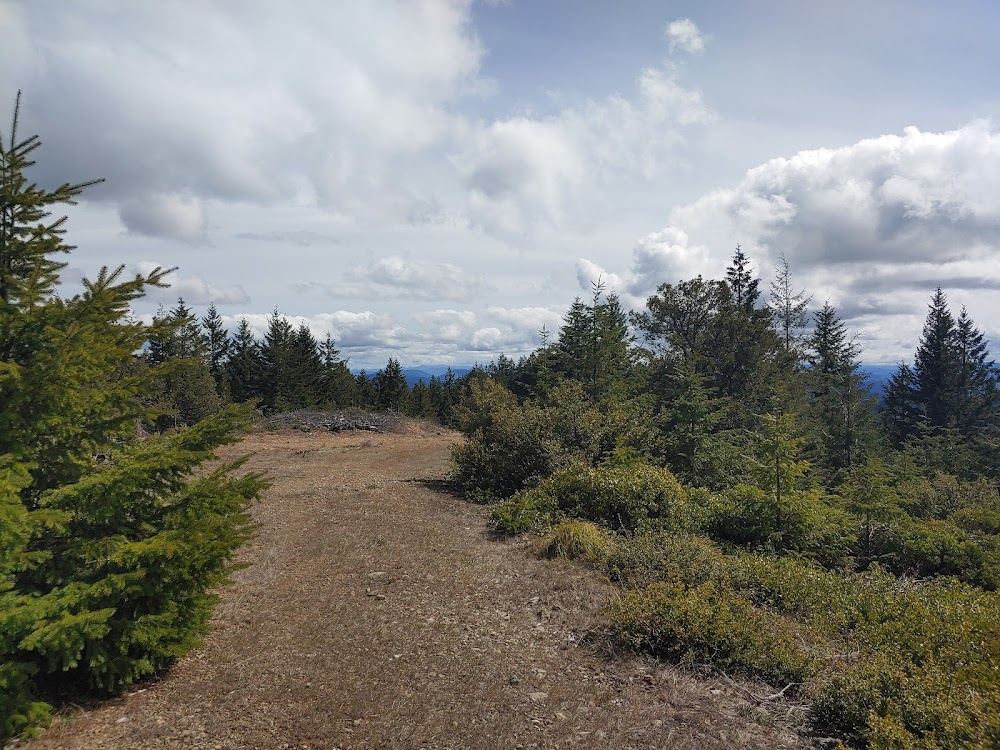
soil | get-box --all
[19,424,808,749]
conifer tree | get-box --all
[806,302,876,478]
[202,302,230,396]
[0,94,264,739]
[146,298,221,428]
[768,254,811,356]
[225,317,262,404]
[953,307,998,438]
[318,334,358,407]
[374,357,409,412]
[913,288,958,430]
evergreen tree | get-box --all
[882,363,920,448]
[555,281,634,402]
[355,369,375,409]
[725,244,761,312]
[318,333,358,407]
[201,303,230,397]
[806,302,876,478]
[225,317,262,404]
[259,310,296,412]
[768,254,811,356]
[953,307,998,438]
[913,288,958,430]
[0,97,263,738]
[146,298,222,429]
[288,322,323,408]
[374,357,409,412]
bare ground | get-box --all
[20,425,808,749]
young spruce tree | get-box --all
[0,94,265,739]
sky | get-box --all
[4,0,1000,368]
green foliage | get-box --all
[604,532,726,588]
[609,579,814,686]
[509,461,689,532]
[704,484,855,566]
[451,378,654,501]
[0,99,265,740]
[490,486,559,535]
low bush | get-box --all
[703,484,855,566]
[491,488,560,535]
[531,462,689,532]
[609,579,814,687]
[535,520,612,564]
[604,531,726,588]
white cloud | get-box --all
[135,263,249,305]
[665,18,706,54]
[591,121,1000,362]
[343,256,492,302]
[455,65,713,237]
[119,193,207,242]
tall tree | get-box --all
[201,302,230,396]
[768,254,811,356]
[146,298,221,429]
[374,358,409,412]
[225,317,262,404]
[913,288,958,430]
[0,96,263,738]
[318,333,358,407]
[806,302,876,478]
[953,307,998,438]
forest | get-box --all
[3,95,1000,748]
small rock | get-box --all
[528,691,548,703]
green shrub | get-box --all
[604,532,726,588]
[535,520,612,564]
[704,484,855,566]
[610,580,814,686]
[491,489,559,535]
[531,462,689,532]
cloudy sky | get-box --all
[4,0,1000,368]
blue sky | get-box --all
[4,1,1000,367]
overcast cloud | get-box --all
[4,1,1000,366]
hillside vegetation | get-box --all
[451,262,1000,748]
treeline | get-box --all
[143,302,469,428]
[453,249,1000,749]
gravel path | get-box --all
[20,427,806,749]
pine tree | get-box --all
[259,310,296,412]
[768,254,811,356]
[806,302,876,477]
[0,95,264,739]
[374,358,409,412]
[725,244,760,312]
[146,298,221,429]
[953,307,997,438]
[913,288,958,430]
[882,363,920,448]
[318,334,358,407]
[225,317,262,404]
[202,303,230,397]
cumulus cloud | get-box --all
[586,121,1000,361]
[4,1,483,237]
[665,18,707,54]
[455,65,713,237]
[119,193,208,242]
[135,263,249,305]
[344,257,493,302]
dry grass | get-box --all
[15,424,808,749]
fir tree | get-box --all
[225,317,262,404]
[806,302,876,477]
[374,358,409,412]
[318,334,358,407]
[0,96,264,738]
[202,302,230,396]
[768,254,811,356]
[913,288,958,430]
[146,298,221,429]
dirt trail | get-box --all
[24,426,805,749]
